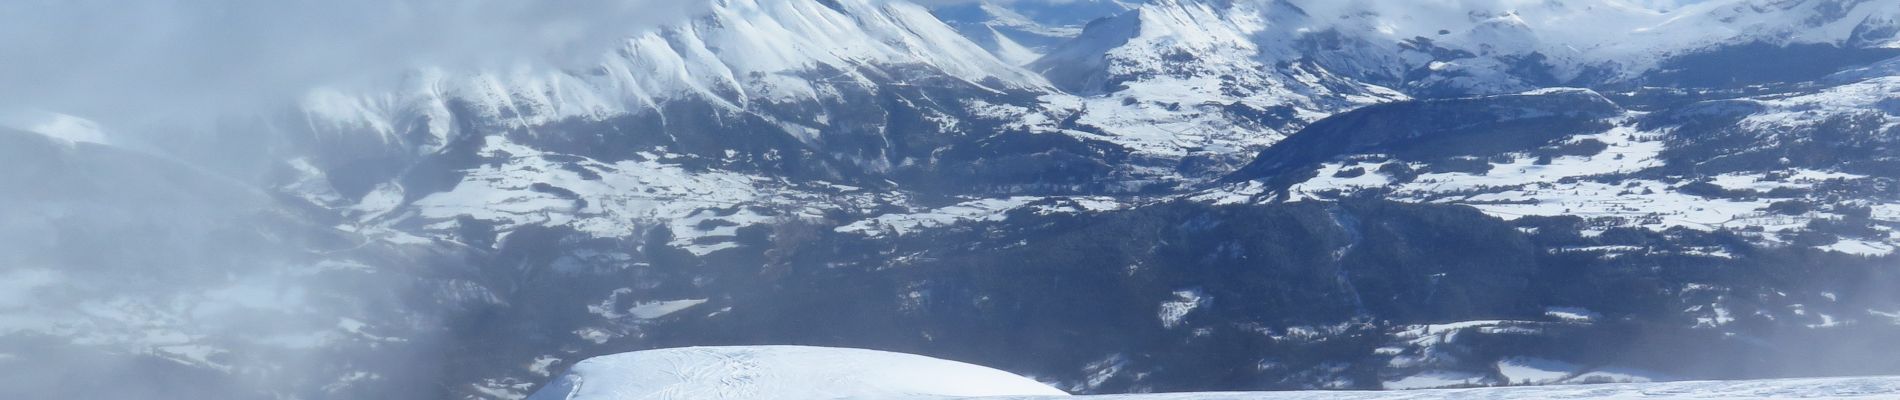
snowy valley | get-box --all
[3,0,1900,399]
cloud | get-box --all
[0,2,708,396]
[0,0,710,128]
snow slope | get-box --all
[1037,0,1896,134]
[992,375,1900,399]
[528,346,1900,400]
[1208,77,1900,257]
[933,1,1136,65]
[524,346,1069,400]
[295,0,1047,155]
[1274,0,1900,91]
[22,1,1898,398]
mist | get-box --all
[3,0,1897,398]
[0,0,709,131]
[0,0,708,398]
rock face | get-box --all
[525,346,1069,400]
[9,0,1900,399]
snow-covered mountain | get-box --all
[9,0,1900,399]
[288,0,1050,193]
[0,125,464,398]
[933,0,1139,65]
[1118,0,1900,95]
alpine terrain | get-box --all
[3,0,1900,399]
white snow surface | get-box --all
[529,346,1900,400]
[406,135,902,255]
[989,375,1900,399]
[1268,0,1900,85]
[296,0,1047,155]
[624,299,709,320]
[1381,371,1489,390]
[1496,357,1580,385]
[1015,0,1900,173]
[838,196,1125,238]
[1158,288,1206,329]
[525,346,1069,400]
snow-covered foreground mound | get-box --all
[991,376,1900,399]
[525,346,1070,400]
[532,346,1900,400]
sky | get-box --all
[0,0,1725,130]
[0,0,708,128]
[0,4,706,396]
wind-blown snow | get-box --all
[1544,307,1601,323]
[1381,371,1487,390]
[0,110,111,146]
[1495,357,1579,385]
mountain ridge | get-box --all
[6,0,1900,398]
